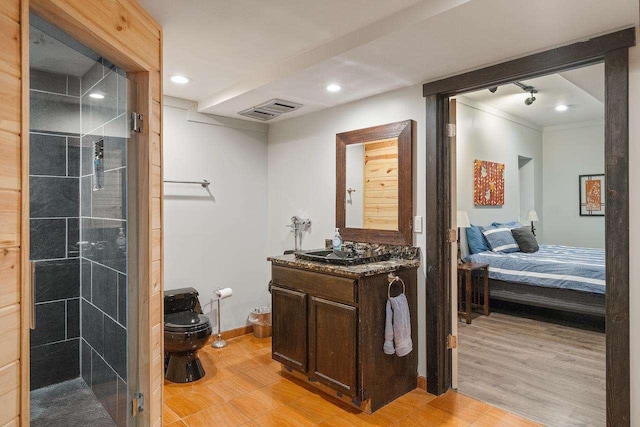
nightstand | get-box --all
[457,262,490,324]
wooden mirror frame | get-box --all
[336,120,415,245]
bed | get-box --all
[467,245,606,317]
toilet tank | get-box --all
[164,287,203,315]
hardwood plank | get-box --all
[0,72,20,135]
[0,386,19,426]
[457,312,605,426]
[0,304,19,371]
[0,131,20,191]
[30,0,160,71]
[152,165,161,198]
[152,229,161,261]
[150,382,162,424]
[150,69,161,103]
[151,100,161,134]
[0,190,20,247]
[0,362,19,403]
[152,197,161,230]
[19,3,29,422]
[150,290,161,329]
[0,13,20,78]
[0,248,19,309]
[151,260,161,294]
[0,0,19,23]
[2,417,19,427]
[151,131,161,166]
[151,323,162,359]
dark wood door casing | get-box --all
[422,27,635,426]
[271,285,308,371]
[309,296,358,396]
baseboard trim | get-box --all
[417,375,427,391]
[220,325,253,340]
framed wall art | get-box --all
[579,174,605,216]
[474,159,505,206]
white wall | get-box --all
[345,143,365,228]
[163,97,270,331]
[455,98,544,234]
[542,122,605,248]
[267,85,427,375]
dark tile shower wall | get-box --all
[29,68,82,390]
[80,59,129,425]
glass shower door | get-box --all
[29,14,139,427]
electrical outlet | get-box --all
[414,216,423,233]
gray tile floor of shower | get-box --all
[30,378,115,427]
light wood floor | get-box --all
[457,311,606,427]
[163,334,539,426]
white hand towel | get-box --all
[383,300,395,355]
[390,293,412,357]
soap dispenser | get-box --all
[332,228,342,253]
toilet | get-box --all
[164,287,213,383]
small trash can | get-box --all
[249,307,272,338]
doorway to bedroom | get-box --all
[450,62,606,426]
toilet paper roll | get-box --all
[216,287,233,300]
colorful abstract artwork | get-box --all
[579,174,605,216]
[474,160,505,206]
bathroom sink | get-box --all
[295,249,391,266]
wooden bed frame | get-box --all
[485,279,605,318]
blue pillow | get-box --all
[491,221,523,229]
[466,225,490,254]
[481,225,520,253]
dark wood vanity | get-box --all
[268,254,419,413]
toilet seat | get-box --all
[164,311,211,333]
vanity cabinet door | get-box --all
[309,296,357,397]
[271,286,308,372]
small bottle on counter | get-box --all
[332,228,343,253]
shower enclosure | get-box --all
[29,14,139,426]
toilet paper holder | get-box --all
[212,287,233,349]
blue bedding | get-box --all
[467,245,605,294]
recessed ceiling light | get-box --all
[326,84,341,92]
[89,93,104,99]
[170,75,191,84]
[555,104,569,112]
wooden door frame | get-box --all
[21,1,162,425]
[423,27,635,425]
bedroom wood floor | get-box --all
[457,311,606,427]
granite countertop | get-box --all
[267,253,421,278]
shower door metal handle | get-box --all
[30,261,36,330]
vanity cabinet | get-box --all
[269,261,418,413]
[272,286,307,371]
[309,296,358,396]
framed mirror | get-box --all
[336,120,415,245]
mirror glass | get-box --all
[345,137,399,231]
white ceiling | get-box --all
[460,65,605,128]
[30,27,96,77]
[140,0,637,123]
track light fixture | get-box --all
[524,90,537,105]
[513,82,538,106]
[487,82,537,105]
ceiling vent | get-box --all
[257,98,303,114]
[238,98,303,121]
[238,107,281,121]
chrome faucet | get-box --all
[287,216,311,251]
